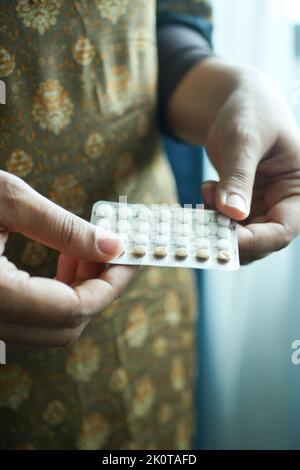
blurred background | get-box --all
[166,0,300,450]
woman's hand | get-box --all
[167,59,300,263]
[0,171,137,347]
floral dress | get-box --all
[0,0,211,450]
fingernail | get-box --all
[97,229,123,255]
[225,194,247,214]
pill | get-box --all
[175,247,189,259]
[217,250,231,263]
[176,224,191,236]
[175,237,189,247]
[154,235,169,246]
[137,207,152,221]
[97,218,111,230]
[217,214,230,227]
[135,221,150,234]
[154,246,168,258]
[160,223,171,235]
[196,210,210,224]
[174,208,191,223]
[208,222,218,235]
[96,203,114,218]
[134,234,148,245]
[196,248,210,261]
[119,205,133,219]
[195,238,211,249]
[181,210,192,224]
[218,227,231,239]
[160,208,171,222]
[117,220,131,233]
[196,225,210,237]
[217,239,231,250]
[133,245,146,257]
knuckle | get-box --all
[225,121,259,151]
[0,172,25,228]
[226,168,250,187]
[63,309,86,330]
[55,331,80,348]
[59,213,81,249]
[280,228,294,250]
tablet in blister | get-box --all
[91,201,240,271]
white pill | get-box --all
[218,227,231,239]
[196,210,210,225]
[208,222,218,235]
[175,247,189,259]
[160,208,171,222]
[134,233,148,245]
[217,239,231,250]
[217,214,230,227]
[196,248,210,261]
[154,246,168,258]
[196,225,209,237]
[217,250,231,263]
[195,238,211,249]
[160,223,171,235]
[175,237,189,248]
[154,235,169,246]
[182,210,192,224]
[96,203,114,219]
[97,218,111,230]
[176,224,191,236]
[136,221,150,234]
[137,207,152,221]
[117,220,131,233]
[132,245,146,257]
[119,205,133,219]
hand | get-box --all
[167,59,300,263]
[0,171,137,347]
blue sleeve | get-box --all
[157,0,214,137]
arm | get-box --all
[157,1,300,263]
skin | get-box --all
[167,58,300,263]
[0,172,137,347]
[2,58,300,347]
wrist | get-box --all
[166,58,258,144]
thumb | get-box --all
[0,172,123,262]
[214,128,260,221]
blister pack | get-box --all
[90,201,240,271]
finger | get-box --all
[0,229,8,256]
[0,322,85,348]
[73,264,138,315]
[237,222,292,264]
[0,259,137,328]
[0,171,123,262]
[213,121,261,220]
[201,180,217,208]
[56,254,79,285]
[75,259,107,283]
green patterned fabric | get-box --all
[0,0,211,449]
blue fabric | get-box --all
[157,12,213,46]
